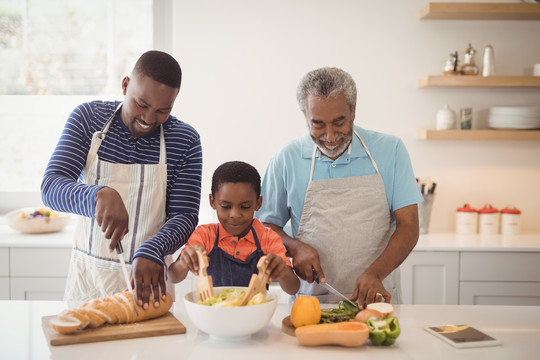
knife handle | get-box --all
[115,241,123,254]
[312,269,320,284]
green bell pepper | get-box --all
[366,316,401,346]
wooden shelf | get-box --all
[417,129,540,141]
[418,76,540,87]
[420,2,540,20]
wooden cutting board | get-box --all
[281,315,296,337]
[42,312,186,346]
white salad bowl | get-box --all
[183,286,278,341]
[6,207,71,234]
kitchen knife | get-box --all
[313,270,357,307]
[116,242,139,316]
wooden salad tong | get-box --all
[195,250,214,302]
[240,256,270,306]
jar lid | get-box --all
[501,206,521,215]
[457,203,477,212]
[478,204,499,214]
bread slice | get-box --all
[49,291,173,334]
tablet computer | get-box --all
[424,324,502,349]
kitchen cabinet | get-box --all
[401,235,540,306]
[0,248,9,299]
[460,281,540,305]
[0,278,8,300]
[418,2,540,141]
[400,251,459,304]
[9,247,71,300]
[459,251,540,305]
[11,277,67,300]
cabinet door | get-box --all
[0,278,9,300]
[460,282,540,305]
[461,252,540,282]
[0,248,8,276]
[11,277,66,300]
[10,248,71,277]
[400,251,459,304]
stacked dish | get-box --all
[488,106,540,130]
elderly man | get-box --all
[256,67,422,308]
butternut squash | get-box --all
[295,321,369,347]
[290,296,321,328]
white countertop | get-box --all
[0,223,74,247]
[1,218,539,252]
[415,232,540,252]
[1,300,539,360]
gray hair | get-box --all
[296,67,357,114]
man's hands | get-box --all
[95,187,129,252]
[95,187,170,310]
[288,240,325,284]
[351,272,391,309]
[132,257,167,310]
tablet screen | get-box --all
[427,325,496,343]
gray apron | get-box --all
[294,130,401,304]
[64,105,173,302]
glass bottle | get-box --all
[461,43,479,76]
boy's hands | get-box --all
[264,253,288,283]
[179,245,206,274]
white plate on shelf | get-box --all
[489,108,540,116]
[489,124,540,130]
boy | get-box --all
[168,161,300,296]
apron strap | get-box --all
[90,103,167,165]
[353,129,380,174]
[309,129,380,182]
[158,125,166,164]
[214,223,263,252]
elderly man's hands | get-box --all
[289,240,325,284]
[351,272,391,309]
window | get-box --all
[0,0,156,198]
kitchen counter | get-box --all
[1,300,539,360]
[0,223,74,248]
[1,222,539,252]
[415,232,540,252]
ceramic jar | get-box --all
[501,206,521,235]
[478,204,499,235]
[436,104,457,130]
[456,203,478,234]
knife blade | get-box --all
[116,242,139,316]
[313,270,357,307]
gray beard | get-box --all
[312,131,353,159]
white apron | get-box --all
[294,130,401,304]
[64,105,173,302]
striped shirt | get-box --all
[41,100,203,266]
[183,219,291,266]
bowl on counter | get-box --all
[183,286,278,341]
[6,207,71,234]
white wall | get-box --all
[171,0,540,231]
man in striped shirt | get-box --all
[41,51,202,309]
